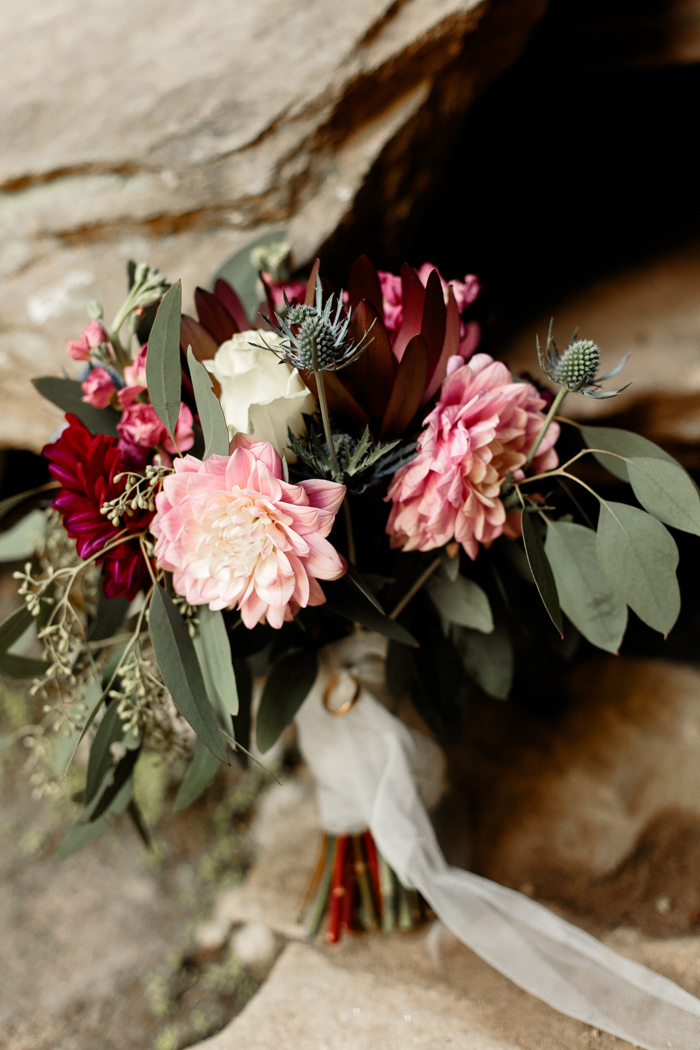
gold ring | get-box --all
[322,673,361,716]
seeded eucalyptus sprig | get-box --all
[526,322,631,465]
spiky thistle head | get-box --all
[537,323,631,399]
[259,275,373,372]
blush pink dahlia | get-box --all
[386,354,559,559]
[151,435,346,628]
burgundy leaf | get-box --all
[380,334,429,439]
[342,301,396,423]
[421,268,446,386]
[180,315,218,361]
[214,278,250,331]
[302,370,370,429]
[304,259,321,306]
[393,264,425,362]
[347,255,384,318]
[195,287,238,344]
[423,286,460,403]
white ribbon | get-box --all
[295,633,700,1050]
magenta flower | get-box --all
[66,321,108,362]
[81,367,115,408]
[151,435,346,629]
[386,354,559,559]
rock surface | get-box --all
[0,0,546,452]
[194,760,700,1050]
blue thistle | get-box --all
[538,324,630,399]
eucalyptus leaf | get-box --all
[84,701,126,805]
[0,652,50,678]
[196,606,239,716]
[545,520,627,653]
[54,815,110,860]
[88,749,139,822]
[428,575,493,633]
[55,678,104,777]
[345,564,385,614]
[581,425,678,483]
[149,585,228,762]
[145,282,183,445]
[596,500,680,636]
[521,511,563,636]
[0,605,33,655]
[441,550,460,583]
[89,588,130,643]
[126,799,152,848]
[187,347,229,459]
[626,457,700,535]
[323,579,418,647]
[33,377,121,437]
[0,508,46,562]
[453,623,514,699]
[174,737,221,811]
[255,648,318,753]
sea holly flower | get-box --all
[263,276,373,372]
[42,414,153,599]
[66,320,109,361]
[385,354,559,558]
[538,330,630,399]
[81,366,116,408]
[150,435,346,629]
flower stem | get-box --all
[343,497,356,564]
[389,555,442,620]
[525,386,567,466]
[314,366,342,482]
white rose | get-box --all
[205,331,315,455]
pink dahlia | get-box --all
[386,354,559,558]
[151,435,346,629]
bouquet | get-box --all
[3,236,700,1049]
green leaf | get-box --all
[323,579,418,647]
[89,587,130,643]
[256,648,318,753]
[33,377,120,436]
[196,606,239,716]
[55,678,104,777]
[626,457,700,535]
[441,549,460,583]
[596,500,680,635]
[521,511,563,636]
[149,585,228,762]
[187,347,230,459]
[0,484,55,523]
[0,605,33,655]
[213,229,288,318]
[580,425,678,483]
[174,737,221,811]
[0,652,50,678]
[84,701,126,805]
[453,623,514,699]
[88,749,139,822]
[145,281,182,445]
[345,563,385,614]
[54,815,110,860]
[0,509,46,563]
[126,798,152,848]
[428,575,493,633]
[545,520,627,654]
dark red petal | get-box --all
[214,278,251,331]
[195,287,238,344]
[347,256,384,319]
[380,334,429,439]
[392,265,425,362]
[421,268,446,386]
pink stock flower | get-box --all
[377,265,480,343]
[117,402,194,462]
[81,367,115,408]
[386,354,559,559]
[151,435,346,628]
[124,344,148,388]
[66,321,108,361]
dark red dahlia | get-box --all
[42,414,153,600]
